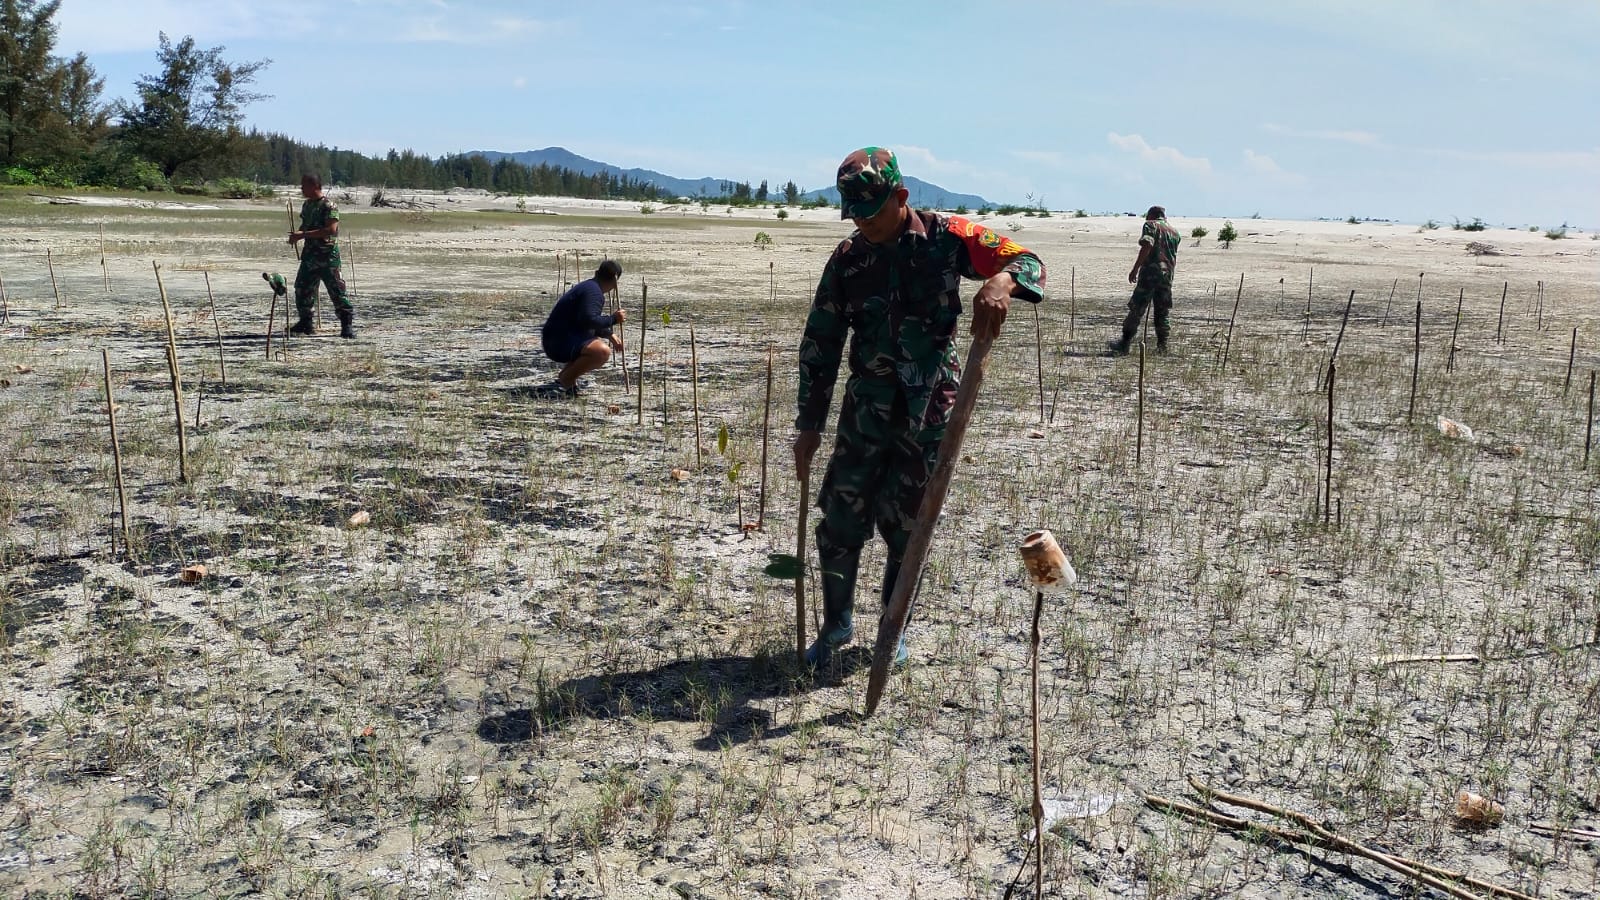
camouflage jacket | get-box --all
[796,211,1045,434]
[299,196,341,261]
[1140,218,1180,283]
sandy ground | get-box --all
[1,188,1599,898]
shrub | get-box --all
[4,166,38,186]
[775,209,788,220]
[1036,208,1051,218]
[753,231,773,247]
[1190,226,1208,239]
[954,205,968,215]
[209,178,270,199]
[1074,209,1088,218]
[639,203,655,215]
[1452,217,1487,232]
[1217,221,1238,247]
[1346,215,1360,224]
[977,206,991,215]
[1421,219,1440,230]
[1545,228,1567,240]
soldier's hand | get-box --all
[288,231,302,245]
[971,273,1015,341]
[1127,267,1139,284]
[609,334,624,352]
[614,307,627,324]
[793,430,821,481]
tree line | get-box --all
[0,1,808,205]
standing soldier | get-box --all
[288,173,355,339]
[793,147,1046,669]
[1108,205,1180,354]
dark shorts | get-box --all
[542,332,598,364]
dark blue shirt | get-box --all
[542,279,616,345]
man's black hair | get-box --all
[596,259,623,282]
[1146,205,1165,220]
[302,173,323,189]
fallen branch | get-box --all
[1528,821,1600,843]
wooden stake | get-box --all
[555,251,562,295]
[47,248,61,309]
[1409,297,1421,425]
[1029,587,1046,900]
[102,348,130,556]
[758,345,772,529]
[1586,371,1596,467]
[1067,265,1076,344]
[1330,289,1356,365]
[1302,266,1312,340]
[0,271,8,324]
[1136,338,1146,467]
[1446,287,1463,373]
[100,223,109,293]
[1381,276,1397,327]
[1324,360,1335,525]
[194,370,203,430]
[1536,280,1544,331]
[612,286,630,392]
[1033,301,1045,424]
[636,282,647,424]
[1220,273,1243,373]
[796,470,810,666]
[690,324,702,468]
[265,281,278,360]
[769,260,775,303]
[287,201,300,260]
[345,239,355,297]
[1564,327,1577,395]
[865,333,995,716]
[1495,281,1507,344]
[154,262,188,483]
[204,272,226,386]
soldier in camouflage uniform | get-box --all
[793,147,1047,669]
[1108,205,1180,354]
[288,173,355,339]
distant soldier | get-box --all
[288,173,355,339]
[1108,205,1181,354]
[793,147,1047,669]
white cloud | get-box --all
[1107,132,1211,176]
[512,76,528,89]
[1243,149,1306,185]
[1262,123,1382,146]
[56,1,310,53]
[1426,147,1600,172]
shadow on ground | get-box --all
[477,649,872,751]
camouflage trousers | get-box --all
[814,379,943,566]
[1121,272,1173,342]
[295,250,351,316]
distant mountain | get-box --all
[468,146,998,210]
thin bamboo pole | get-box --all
[1033,301,1045,424]
[153,263,188,482]
[287,201,300,260]
[796,470,809,665]
[758,345,772,529]
[0,271,8,324]
[1220,273,1243,372]
[1536,280,1544,331]
[265,281,277,360]
[690,324,702,467]
[1381,277,1397,327]
[1565,328,1577,395]
[612,286,630,393]
[1136,338,1146,467]
[204,272,226,386]
[1409,297,1421,425]
[194,370,203,430]
[1495,281,1507,343]
[1302,266,1312,340]
[1325,361,1335,525]
[102,349,130,556]
[1331,289,1356,365]
[1586,372,1595,467]
[100,223,109,293]
[47,248,61,309]
[1029,587,1045,900]
[636,282,648,424]
[1446,287,1463,373]
[1067,265,1076,344]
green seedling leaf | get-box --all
[661,307,671,325]
[728,461,742,483]
[763,553,803,579]
[717,424,729,455]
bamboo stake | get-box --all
[1446,287,1463,373]
[100,223,109,293]
[555,251,562,295]
[1220,273,1243,373]
[345,239,355,297]
[265,280,277,360]
[636,282,647,424]
[795,469,809,666]
[690,324,702,468]
[0,271,8,324]
[47,248,61,309]
[1495,281,1507,343]
[574,250,581,287]
[1033,301,1045,424]
[865,333,995,716]
[1029,587,1045,900]
[153,263,188,483]
[1302,266,1312,340]
[1325,360,1335,526]
[758,345,772,529]
[287,201,300,260]
[204,272,226,386]
[1536,280,1543,331]
[1585,371,1595,467]
[1381,276,1397,327]
[1329,288,1356,367]
[612,286,630,393]
[1067,265,1076,344]
[769,260,775,303]
[1409,296,1421,425]
[194,370,203,430]
[102,349,130,556]
[1136,338,1146,467]
[1564,328,1577,395]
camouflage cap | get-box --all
[836,147,903,220]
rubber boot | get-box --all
[289,309,315,335]
[337,309,356,339]
[1106,332,1134,356]
[878,559,911,668]
[804,551,860,669]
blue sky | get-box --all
[55,0,1599,226]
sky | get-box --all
[52,0,1600,227]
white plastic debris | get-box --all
[1437,416,1475,442]
[1024,793,1119,841]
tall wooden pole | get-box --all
[636,282,648,424]
[1446,288,1464,373]
[47,249,61,309]
[1302,266,1313,341]
[154,263,188,483]
[1220,273,1243,373]
[1033,301,1045,424]
[0,272,9,324]
[1381,277,1397,328]
[204,272,226,386]
[1536,280,1544,332]
[690,324,702,467]
[1068,265,1076,345]
[1331,289,1356,366]
[287,201,300,260]
[796,470,809,665]
[102,349,130,556]
[758,345,772,529]
[1136,338,1146,466]
[865,334,995,716]
[1324,360,1335,526]
[1030,587,1046,900]
[1409,297,1421,425]
[1495,282,1507,344]
[1586,371,1596,467]
[1565,328,1577,395]
[100,224,109,293]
